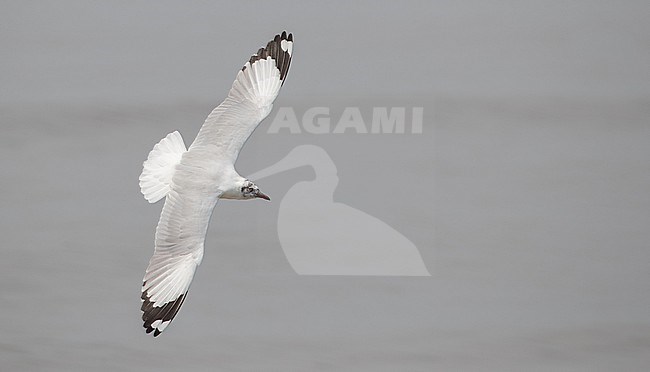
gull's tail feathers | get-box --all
[139,131,187,203]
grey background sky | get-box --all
[3,1,649,105]
[1,1,649,371]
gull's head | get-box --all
[240,180,271,201]
[221,178,270,201]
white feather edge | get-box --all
[232,57,282,109]
[139,131,187,203]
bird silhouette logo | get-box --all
[248,144,431,276]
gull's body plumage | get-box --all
[138,32,293,336]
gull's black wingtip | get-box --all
[276,30,292,42]
[244,31,294,82]
[141,288,188,337]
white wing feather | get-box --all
[141,154,221,336]
[188,62,277,162]
[190,33,293,163]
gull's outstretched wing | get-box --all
[189,31,293,163]
[141,153,222,336]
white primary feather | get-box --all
[140,32,293,337]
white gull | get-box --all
[138,31,293,336]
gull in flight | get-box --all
[138,32,293,336]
